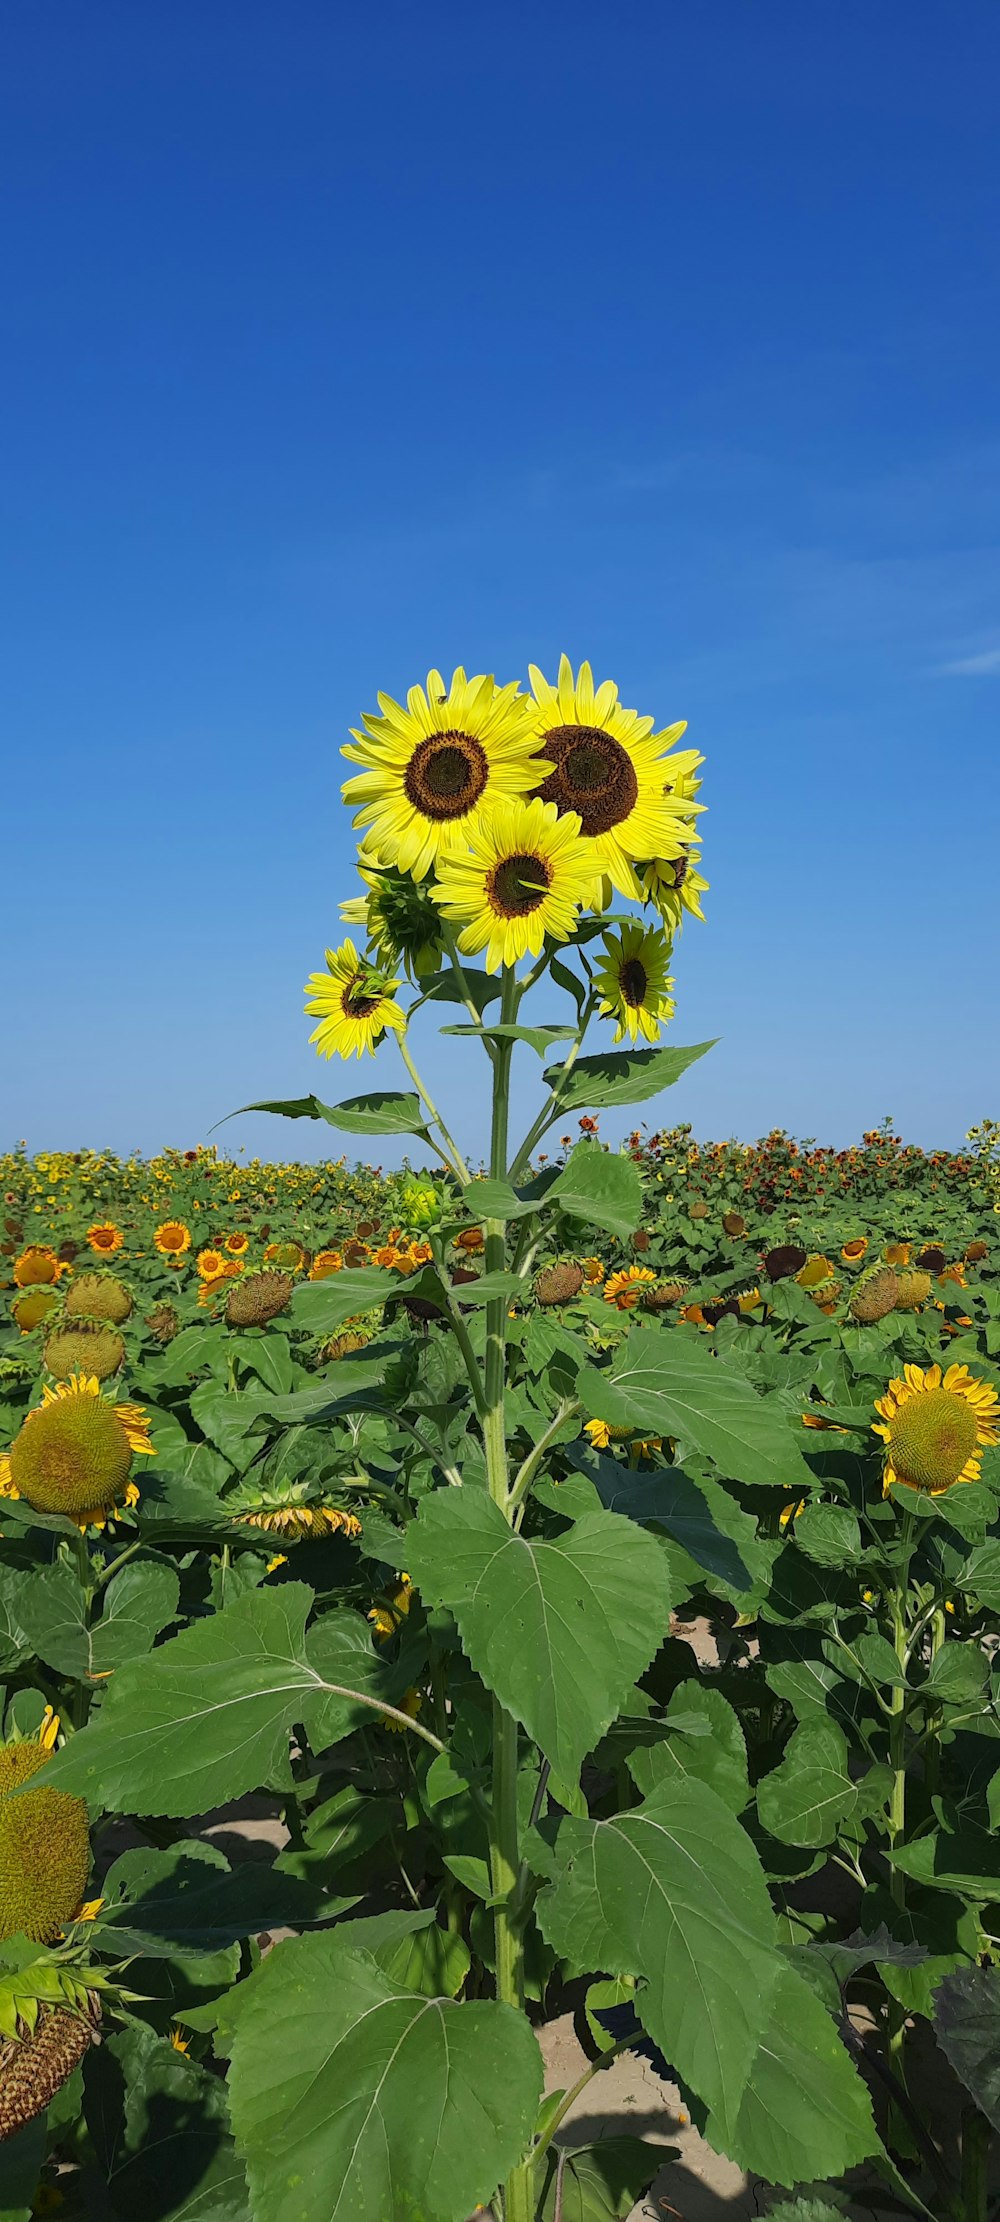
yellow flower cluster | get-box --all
[306,656,706,1060]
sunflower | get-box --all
[13,1246,62,1289]
[841,1237,868,1263]
[154,1221,191,1259]
[198,1260,244,1307]
[342,667,542,881]
[604,1264,657,1310]
[225,1232,249,1256]
[263,1240,307,1273]
[305,940,407,1061]
[309,1249,344,1280]
[525,655,697,899]
[86,1224,123,1256]
[582,1256,605,1284]
[432,796,600,971]
[196,1247,226,1281]
[796,1255,836,1290]
[382,1687,424,1734]
[640,849,709,929]
[594,923,675,1046]
[0,1375,154,1529]
[873,1363,1000,1496]
[229,1478,363,1540]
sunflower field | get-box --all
[3,660,1000,2222]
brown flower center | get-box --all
[535,725,638,837]
[619,957,648,1007]
[488,852,551,919]
[404,730,489,822]
[343,978,382,1019]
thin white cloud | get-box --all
[937,646,1000,676]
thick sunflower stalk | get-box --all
[303,653,705,2221]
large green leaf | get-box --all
[535,2137,666,2220]
[547,1143,643,1240]
[933,1966,1000,2129]
[39,1587,401,1817]
[225,1934,543,2222]
[627,1684,749,1813]
[93,1839,345,1957]
[757,1721,860,1849]
[0,2115,46,2222]
[567,1442,764,1590]
[17,1559,180,1683]
[290,1267,400,1334]
[84,2018,249,2220]
[405,1491,672,1782]
[230,1090,429,1137]
[580,1327,814,1490]
[541,1040,715,1111]
[704,1962,877,2186]
[535,1778,782,2133]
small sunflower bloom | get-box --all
[154,1221,191,1259]
[305,941,406,1061]
[86,1224,123,1256]
[582,1256,605,1284]
[309,1249,343,1280]
[594,922,675,1046]
[841,1237,868,1263]
[13,1247,62,1289]
[196,1248,226,1281]
[604,1264,657,1310]
[382,1687,424,1734]
[0,1375,154,1529]
[873,1363,1000,1497]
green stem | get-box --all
[508,1398,582,1516]
[961,2104,990,2222]
[484,968,534,2222]
[531,2041,631,2169]
[887,1519,915,2082]
[507,999,595,1185]
[924,1602,948,1805]
[397,1035,471,1185]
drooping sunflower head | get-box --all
[227,1476,363,1541]
[432,795,601,971]
[0,1996,99,2136]
[308,1248,343,1281]
[154,1220,191,1258]
[841,1237,869,1264]
[341,858,446,979]
[0,1740,91,1943]
[225,1270,295,1327]
[13,1246,61,1289]
[796,1255,836,1290]
[894,1269,933,1312]
[873,1362,1000,1496]
[146,1301,181,1345]
[304,940,407,1061]
[0,1375,154,1525]
[526,655,698,899]
[594,922,675,1046]
[640,848,709,929]
[11,1287,60,1334]
[535,1262,585,1306]
[342,667,542,881]
[263,1241,307,1274]
[43,1324,125,1383]
[64,1272,132,1326]
[86,1223,123,1256]
[763,1244,807,1282]
[850,1266,899,1324]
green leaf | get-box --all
[548,1144,643,1240]
[535,1778,782,2133]
[581,1327,814,1490]
[225,1934,543,2222]
[534,2137,667,2221]
[958,1539,1000,1611]
[405,1491,672,1782]
[15,1562,93,1680]
[757,1721,859,1849]
[925,1641,989,1701]
[417,966,501,1015]
[567,1442,764,1591]
[0,2113,46,2222]
[888,1823,1000,1897]
[290,1267,399,1335]
[93,1839,344,1957]
[541,1039,715,1112]
[443,1271,526,1305]
[793,1503,862,1568]
[934,1966,1000,2129]
[704,1962,877,2186]
[91,1562,181,1678]
[231,1091,429,1137]
[442,1023,577,1055]
[627,1684,749,1812]
[84,2017,249,2220]
[40,1587,401,1817]
[764,2192,851,2220]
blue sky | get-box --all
[3,1,998,1168]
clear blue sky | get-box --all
[4,1,998,1168]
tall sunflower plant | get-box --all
[10,659,1000,2222]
